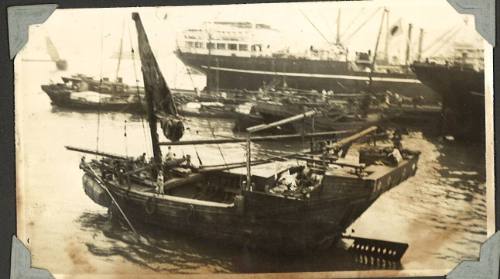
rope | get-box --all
[115,18,126,80]
[339,8,366,41]
[95,14,105,157]
[128,23,150,157]
[298,8,331,45]
[124,120,128,157]
[421,24,461,54]
[86,165,139,238]
[206,118,228,166]
[175,41,197,90]
[342,7,382,44]
[423,26,463,57]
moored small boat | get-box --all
[42,84,144,113]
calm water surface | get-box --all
[16,60,487,276]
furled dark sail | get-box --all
[132,12,184,143]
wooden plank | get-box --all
[327,126,378,150]
[247,110,317,133]
[159,130,350,146]
[65,145,131,160]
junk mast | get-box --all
[132,12,184,147]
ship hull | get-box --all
[411,63,484,142]
[177,52,437,102]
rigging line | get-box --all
[421,24,460,53]
[115,17,126,80]
[128,23,150,157]
[423,26,461,56]
[192,144,203,166]
[339,7,366,40]
[421,24,461,54]
[426,27,463,57]
[175,40,197,91]
[298,8,332,45]
[206,118,228,166]
[318,9,336,42]
[124,120,128,157]
[96,13,105,156]
[342,7,382,44]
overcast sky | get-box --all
[26,0,482,55]
[20,0,484,86]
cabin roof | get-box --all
[62,76,83,82]
[225,160,301,178]
[325,159,413,180]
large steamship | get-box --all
[175,11,436,101]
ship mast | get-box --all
[384,9,390,63]
[115,19,125,80]
[206,24,212,93]
[369,8,387,88]
[132,13,162,168]
[336,8,341,45]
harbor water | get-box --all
[15,57,487,276]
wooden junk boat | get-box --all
[42,83,144,113]
[68,13,420,254]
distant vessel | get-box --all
[41,75,250,117]
[175,9,436,101]
[22,36,68,71]
[234,90,383,133]
[411,43,484,141]
[41,75,145,113]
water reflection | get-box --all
[77,211,404,273]
[68,123,487,273]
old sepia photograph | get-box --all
[14,0,494,277]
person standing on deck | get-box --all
[136,153,146,165]
[392,129,403,151]
[165,146,174,161]
[156,171,164,194]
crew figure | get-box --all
[392,129,403,151]
[79,156,86,169]
[165,146,174,161]
[184,154,193,168]
[156,172,164,194]
[137,152,146,164]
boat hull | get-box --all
[42,85,145,113]
[81,152,419,253]
[101,181,373,252]
[177,52,438,103]
[236,101,384,133]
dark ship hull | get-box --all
[411,63,485,142]
[176,52,437,102]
